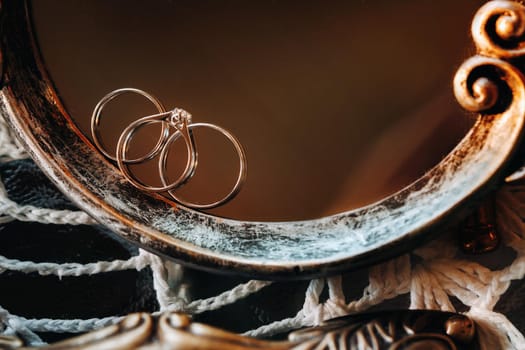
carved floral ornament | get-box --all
[1,0,525,348]
[0,311,478,350]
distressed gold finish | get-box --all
[472,1,525,59]
[0,335,23,350]
[454,0,525,255]
[16,313,153,350]
[460,196,500,254]
[157,313,289,349]
[288,312,477,350]
[454,1,525,114]
[7,311,478,350]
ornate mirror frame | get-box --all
[0,311,479,349]
[2,0,525,279]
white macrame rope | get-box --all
[1,115,525,348]
[0,115,28,162]
[0,180,96,226]
[0,253,150,277]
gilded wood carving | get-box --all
[0,311,478,350]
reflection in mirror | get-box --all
[31,0,482,221]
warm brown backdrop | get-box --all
[31,0,483,220]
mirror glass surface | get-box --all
[30,0,482,221]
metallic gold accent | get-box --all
[288,311,476,350]
[0,335,23,350]
[158,313,289,349]
[445,315,476,344]
[1,0,525,279]
[19,313,152,350]
[92,87,248,210]
[90,88,169,164]
[472,1,525,58]
[454,1,525,115]
[460,196,500,254]
[454,0,525,254]
[7,311,479,349]
[453,55,525,115]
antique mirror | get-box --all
[1,0,523,280]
